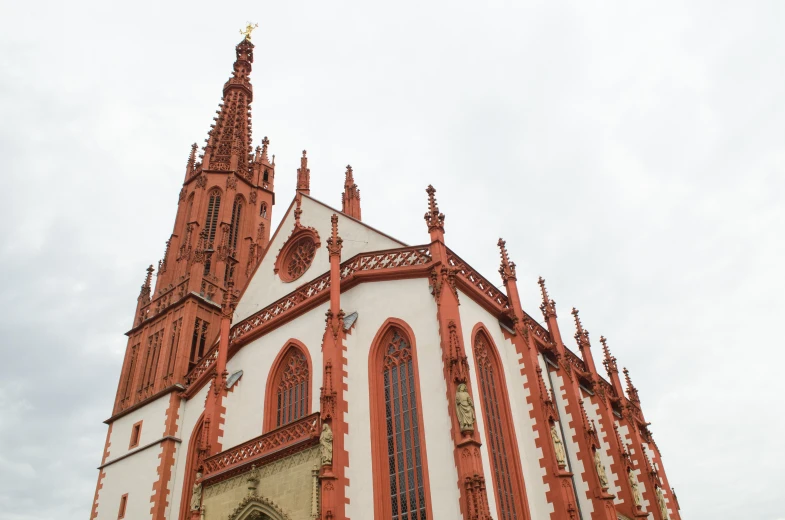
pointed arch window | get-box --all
[260,202,268,219]
[472,329,530,520]
[204,189,222,275]
[225,195,244,282]
[264,342,312,432]
[370,323,431,520]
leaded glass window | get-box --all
[473,331,519,520]
[276,347,309,427]
[382,328,426,520]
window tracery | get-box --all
[281,236,316,282]
[274,347,310,428]
[472,329,527,520]
[204,189,222,275]
[376,326,428,520]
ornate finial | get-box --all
[294,196,303,224]
[424,185,445,234]
[599,336,618,374]
[139,264,154,301]
[297,150,310,195]
[327,214,343,256]
[538,277,556,318]
[261,136,270,163]
[186,143,198,175]
[240,22,259,41]
[342,165,362,220]
[623,367,640,404]
[497,238,517,282]
[572,308,590,348]
[221,277,239,317]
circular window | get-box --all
[280,236,316,282]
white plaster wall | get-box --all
[96,444,161,520]
[456,290,552,519]
[234,195,404,322]
[220,301,328,450]
[582,392,622,503]
[342,278,461,520]
[547,368,593,516]
[105,393,172,464]
[169,384,209,520]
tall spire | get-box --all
[185,143,198,179]
[497,238,517,282]
[623,367,641,404]
[599,336,625,399]
[341,165,362,220]
[202,37,255,176]
[538,276,557,319]
[297,150,310,196]
[138,264,154,303]
[572,308,590,350]
[424,185,445,242]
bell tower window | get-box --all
[203,189,221,275]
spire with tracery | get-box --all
[202,37,255,177]
[341,165,362,220]
[297,150,310,196]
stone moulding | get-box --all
[202,412,320,484]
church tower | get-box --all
[111,33,275,417]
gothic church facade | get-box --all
[90,34,681,520]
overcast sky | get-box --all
[1,1,783,519]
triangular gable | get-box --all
[234,195,406,322]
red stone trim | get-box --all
[104,384,183,424]
[262,340,313,433]
[129,420,143,449]
[178,414,205,520]
[470,323,532,520]
[89,423,112,519]
[150,391,181,519]
[98,436,182,470]
[231,245,432,345]
[118,493,128,519]
[367,318,434,520]
[203,412,319,477]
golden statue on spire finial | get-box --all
[240,22,259,41]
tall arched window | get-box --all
[225,195,244,282]
[186,192,195,222]
[264,342,311,432]
[260,202,268,219]
[472,328,530,520]
[370,320,432,520]
[204,188,222,275]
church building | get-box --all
[90,29,681,520]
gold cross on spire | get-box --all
[240,22,259,41]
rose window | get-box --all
[282,236,316,282]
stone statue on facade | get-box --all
[656,486,669,519]
[550,425,566,467]
[594,449,609,489]
[628,469,642,507]
[190,471,203,511]
[455,383,476,432]
[320,423,333,466]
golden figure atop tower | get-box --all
[240,22,259,41]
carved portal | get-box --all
[201,447,318,520]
